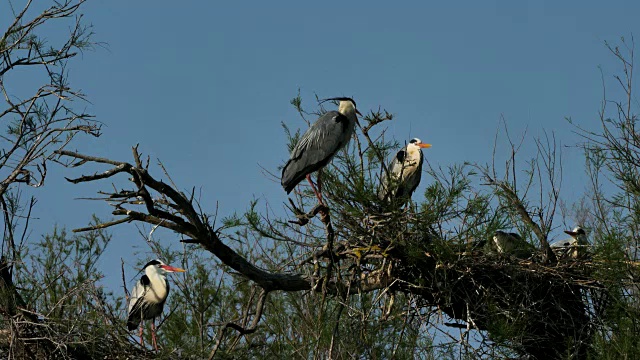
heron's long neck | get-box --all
[338,101,357,122]
[405,144,422,162]
[576,234,588,244]
[147,269,168,297]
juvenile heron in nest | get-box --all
[378,138,432,205]
[127,259,186,351]
[281,97,361,204]
[551,226,589,259]
[487,231,535,259]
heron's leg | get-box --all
[306,174,324,205]
[151,318,158,352]
[316,169,323,195]
[139,323,144,347]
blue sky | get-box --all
[9,1,640,294]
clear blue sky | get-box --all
[11,1,640,294]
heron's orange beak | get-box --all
[564,231,578,236]
[161,264,186,273]
[419,143,432,148]
[356,109,362,116]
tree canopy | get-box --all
[2,1,640,359]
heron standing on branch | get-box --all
[127,259,186,351]
[378,138,431,204]
[281,97,361,205]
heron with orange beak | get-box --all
[282,97,361,205]
[127,259,186,351]
[378,138,432,205]
[550,226,589,259]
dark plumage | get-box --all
[281,98,359,194]
[486,231,535,259]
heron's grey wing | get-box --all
[378,148,404,200]
[550,238,575,248]
[577,236,589,246]
[282,111,353,193]
[127,275,149,314]
[400,150,424,198]
[127,275,150,330]
[508,232,522,240]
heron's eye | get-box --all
[409,139,418,144]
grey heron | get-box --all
[281,97,361,204]
[550,226,589,259]
[378,138,431,204]
[127,259,185,351]
[487,231,535,259]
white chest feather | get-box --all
[399,147,422,178]
[145,273,169,304]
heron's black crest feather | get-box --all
[142,259,161,269]
[319,97,356,108]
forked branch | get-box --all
[55,147,392,295]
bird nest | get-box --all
[321,208,612,359]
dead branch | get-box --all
[56,147,394,295]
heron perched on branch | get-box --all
[551,226,589,259]
[127,259,186,351]
[378,138,431,204]
[281,97,361,204]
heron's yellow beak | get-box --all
[161,265,186,273]
[419,143,432,148]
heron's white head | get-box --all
[564,226,588,246]
[563,226,589,257]
[322,97,362,118]
[407,138,432,153]
[143,259,186,277]
[564,226,586,239]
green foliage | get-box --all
[22,225,107,310]
[6,218,141,359]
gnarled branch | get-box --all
[56,147,392,295]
